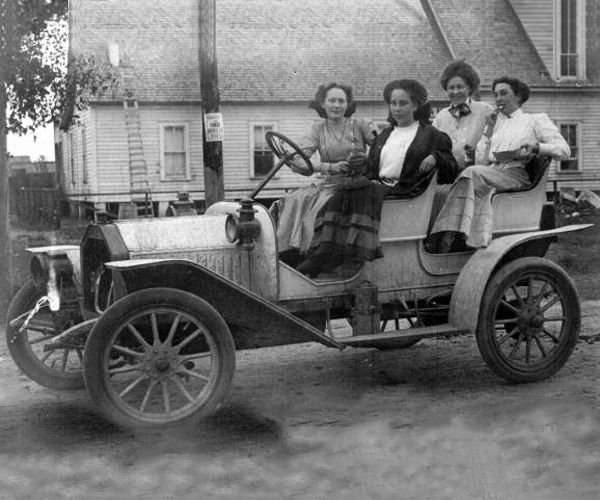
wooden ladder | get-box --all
[123,99,153,217]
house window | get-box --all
[160,124,190,180]
[81,127,88,185]
[251,124,275,178]
[557,0,585,78]
[558,123,580,172]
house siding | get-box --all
[479,88,600,192]
[586,0,600,81]
[508,0,556,76]
[61,101,391,205]
[61,91,600,206]
[220,102,389,200]
[61,0,600,210]
[59,110,95,199]
[62,105,206,204]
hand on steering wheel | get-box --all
[266,131,314,176]
[249,131,315,199]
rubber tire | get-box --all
[5,280,85,390]
[476,257,580,383]
[83,288,236,430]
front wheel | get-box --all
[476,257,580,383]
[6,280,86,390]
[84,288,236,430]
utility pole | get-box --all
[0,0,17,317]
[199,0,224,207]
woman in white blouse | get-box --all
[430,76,571,252]
[433,60,494,171]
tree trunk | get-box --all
[199,0,224,208]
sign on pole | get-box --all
[203,112,224,142]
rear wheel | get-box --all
[84,288,236,430]
[6,280,85,390]
[476,257,580,383]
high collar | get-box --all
[449,97,472,109]
[388,118,423,129]
[499,107,522,119]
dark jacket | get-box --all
[364,123,458,197]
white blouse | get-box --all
[475,108,571,168]
[378,122,419,181]
[433,99,495,170]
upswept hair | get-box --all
[492,76,531,105]
[439,60,481,94]
[308,82,357,118]
[383,79,432,125]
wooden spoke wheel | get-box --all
[476,257,580,383]
[84,288,236,430]
[6,280,86,390]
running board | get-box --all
[337,323,471,348]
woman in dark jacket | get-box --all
[296,79,458,278]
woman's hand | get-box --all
[347,152,366,176]
[418,154,437,174]
[323,161,351,175]
[520,142,540,158]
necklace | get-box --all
[326,118,348,142]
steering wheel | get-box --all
[249,131,314,199]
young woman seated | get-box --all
[429,76,571,253]
[295,79,458,278]
[276,82,377,267]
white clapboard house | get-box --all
[57,0,600,216]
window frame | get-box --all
[249,122,278,179]
[555,0,586,80]
[159,123,191,181]
[556,121,581,173]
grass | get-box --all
[546,210,600,301]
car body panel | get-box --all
[449,223,592,333]
[106,258,343,349]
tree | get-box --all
[0,0,118,316]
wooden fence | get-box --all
[9,173,61,227]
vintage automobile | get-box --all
[6,131,591,430]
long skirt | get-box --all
[308,178,389,264]
[276,183,337,253]
[430,164,529,248]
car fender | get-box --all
[105,258,344,350]
[449,224,592,333]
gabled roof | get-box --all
[70,0,564,104]
[217,0,452,101]
[428,0,552,87]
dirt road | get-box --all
[1,302,600,500]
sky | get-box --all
[7,126,55,161]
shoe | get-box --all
[279,249,304,267]
[423,234,438,253]
[296,256,326,278]
[437,231,456,254]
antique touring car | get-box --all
[6,132,591,430]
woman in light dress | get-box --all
[276,82,377,265]
[430,76,571,252]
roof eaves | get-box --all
[504,0,552,79]
[419,0,456,59]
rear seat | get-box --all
[491,155,552,235]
